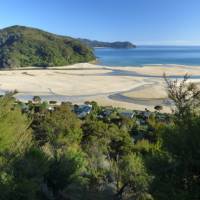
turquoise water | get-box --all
[94,46,200,66]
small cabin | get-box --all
[119,111,135,119]
[75,104,92,118]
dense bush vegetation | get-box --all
[0,26,95,68]
[0,76,199,199]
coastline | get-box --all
[0,63,200,112]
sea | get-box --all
[94,46,200,66]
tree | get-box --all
[32,96,41,103]
[12,102,88,200]
[0,94,32,200]
[154,105,163,112]
[81,117,152,200]
[46,148,88,199]
[31,104,82,149]
[164,74,200,121]
[148,75,200,199]
[0,94,32,155]
[112,154,153,200]
[11,148,50,200]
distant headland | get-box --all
[78,38,136,48]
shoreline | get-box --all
[1,62,200,72]
[0,63,200,112]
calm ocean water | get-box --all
[94,46,200,66]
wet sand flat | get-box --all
[0,63,200,112]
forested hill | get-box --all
[0,25,95,68]
[78,38,136,48]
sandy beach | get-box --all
[0,63,200,112]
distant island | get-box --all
[78,38,136,48]
[0,25,95,68]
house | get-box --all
[101,109,113,117]
[137,119,146,125]
[144,112,151,119]
[49,100,57,105]
[138,109,151,120]
[119,111,135,119]
[144,108,151,118]
[97,108,114,119]
[47,105,54,112]
[75,104,92,118]
[19,103,29,113]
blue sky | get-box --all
[1,0,200,45]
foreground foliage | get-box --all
[0,76,199,199]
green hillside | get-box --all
[0,25,95,68]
